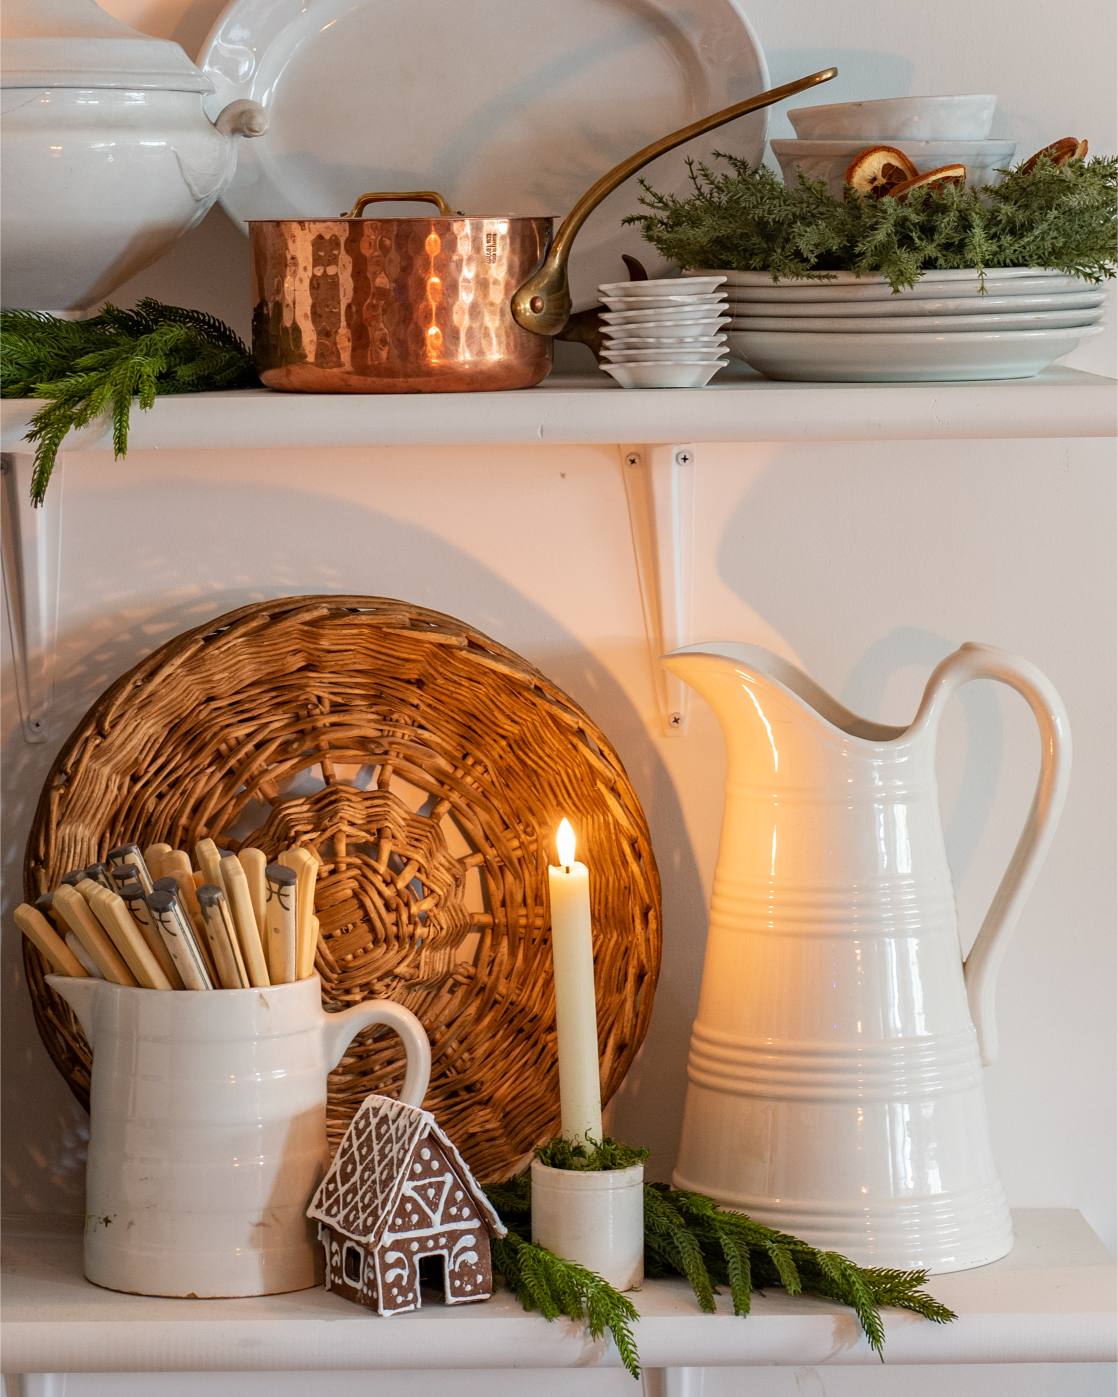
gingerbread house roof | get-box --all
[307,1094,506,1245]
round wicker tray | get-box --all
[24,596,660,1182]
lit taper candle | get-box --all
[547,818,603,1142]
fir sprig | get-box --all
[626,152,1118,291]
[485,1169,956,1378]
[0,300,257,505]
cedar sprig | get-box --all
[485,1166,955,1378]
[626,151,1117,292]
[0,299,257,505]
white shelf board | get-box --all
[2,1210,1114,1375]
[2,366,1114,454]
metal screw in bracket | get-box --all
[668,712,684,728]
[674,449,693,467]
[625,452,641,468]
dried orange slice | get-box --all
[844,145,919,197]
[885,164,967,199]
[1020,137,1084,174]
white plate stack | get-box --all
[597,276,730,388]
[689,268,1106,382]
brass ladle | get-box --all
[511,66,838,338]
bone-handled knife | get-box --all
[146,887,213,991]
[14,903,89,978]
[264,863,298,985]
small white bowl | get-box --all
[602,305,731,324]
[606,319,726,339]
[599,275,726,296]
[602,361,725,388]
[770,138,1016,196]
[603,326,729,345]
[601,347,729,362]
[602,294,726,312]
[787,94,997,141]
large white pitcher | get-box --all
[47,974,431,1296]
[665,642,1071,1273]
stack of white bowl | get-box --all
[598,276,729,388]
[771,93,1015,196]
[697,268,1106,382]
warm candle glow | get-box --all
[556,818,576,868]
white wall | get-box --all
[1,3,1114,1390]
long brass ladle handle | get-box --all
[511,66,838,338]
[343,190,454,218]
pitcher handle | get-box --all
[919,642,1072,1065]
[320,999,432,1107]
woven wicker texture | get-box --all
[24,596,661,1182]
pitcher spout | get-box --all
[664,643,907,754]
[46,974,99,1046]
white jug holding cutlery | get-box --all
[48,974,430,1296]
[666,642,1071,1272]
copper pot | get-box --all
[249,68,835,394]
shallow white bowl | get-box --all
[602,362,725,388]
[695,269,1092,302]
[727,307,1104,334]
[599,276,726,296]
[787,94,997,141]
[769,137,1016,195]
[726,324,1102,382]
[724,290,1106,318]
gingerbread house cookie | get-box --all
[307,1094,506,1315]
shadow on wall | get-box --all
[711,451,1008,908]
[0,478,704,1211]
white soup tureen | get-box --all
[1,0,266,313]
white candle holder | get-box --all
[530,1158,645,1291]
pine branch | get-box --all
[1,300,256,505]
[490,1228,641,1379]
[484,1169,956,1379]
[626,152,1117,290]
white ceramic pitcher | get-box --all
[47,974,431,1297]
[666,642,1071,1273]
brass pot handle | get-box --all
[511,66,838,338]
[343,190,455,218]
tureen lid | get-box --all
[1,0,214,92]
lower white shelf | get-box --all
[2,1210,1113,1376]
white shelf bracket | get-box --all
[620,443,695,737]
[1,452,63,744]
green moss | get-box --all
[534,1135,650,1171]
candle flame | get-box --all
[556,818,576,867]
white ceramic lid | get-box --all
[1,0,213,92]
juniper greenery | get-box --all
[0,300,256,505]
[485,1168,955,1379]
[626,152,1117,291]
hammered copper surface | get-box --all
[251,215,554,393]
